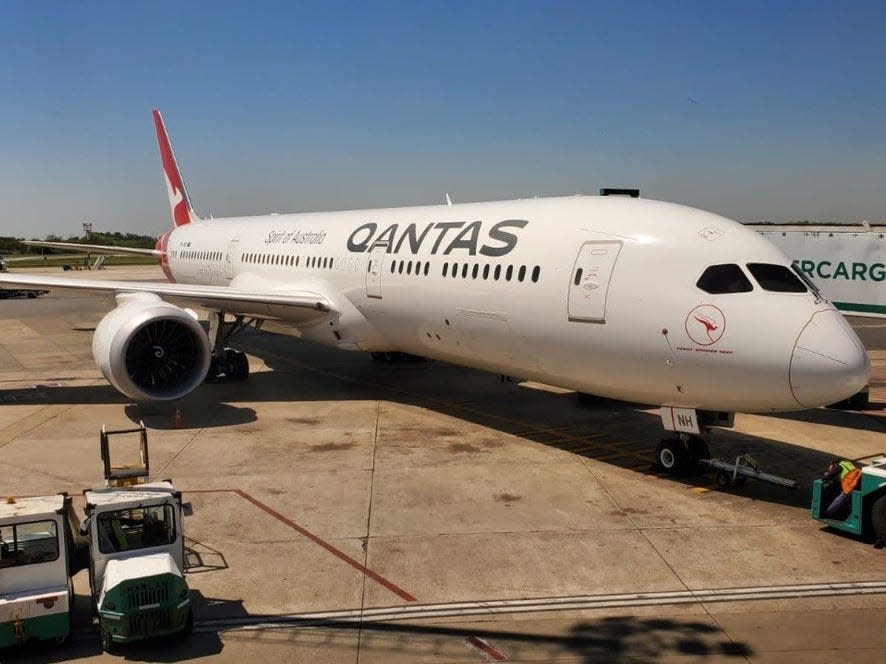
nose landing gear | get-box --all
[655,407,797,489]
[655,435,710,476]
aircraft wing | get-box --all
[22,240,163,257]
[0,273,332,323]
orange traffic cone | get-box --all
[173,407,184,429]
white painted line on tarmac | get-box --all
[192,580,886,632]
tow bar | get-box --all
[698,453,798,489]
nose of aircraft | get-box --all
[790,309,871,408]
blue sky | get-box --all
[2,1,886,237]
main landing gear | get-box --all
[206,311,259,382]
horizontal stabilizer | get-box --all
[23,240,163,257]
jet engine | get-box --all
[92,293,211,401]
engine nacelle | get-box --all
[92,293,211,401]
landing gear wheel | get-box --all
[656,438,692,475]
[871,495,886,544]
[225,349,249,381]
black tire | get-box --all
[656,438,691,475]
[26,291,36,298]
[232,351,249,381]
[871,495,886,543]
[205,356,221,383]
[715,470,733,488]
[100,625,114,653]
[180,608,194,639]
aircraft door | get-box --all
[568,241,622,323]
[224,238,240,281]
[366,246,386,299]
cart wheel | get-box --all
[872,495,886,543]
[656,438,691,475]
[100,625,114,654]
[184,608,194,636]
[716,470,733,488]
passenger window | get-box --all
[424,262,429,276]
[518,265,526,282]
[696,264,753,294]
[506,265,513,281]
[472,264,479,279]
[462,264,468,279]
[531,266,540,283]
[746,263,807,293]
[574,268,583,286]
[494,265,501,280]
[442,263,448,277]
[483,265,490,280]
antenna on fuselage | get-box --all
[599,188,640,198]
[445,193,453,207]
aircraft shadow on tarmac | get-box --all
[241,614,753,662]
[1,330,882,510]
[1,608,752,663]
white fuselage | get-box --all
[161,195,870,413]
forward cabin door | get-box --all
[365,246,386,299]
[567,241,622,323]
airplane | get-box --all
[0,110,871,476]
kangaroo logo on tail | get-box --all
[153,109,200,227]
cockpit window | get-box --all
[791,263,823,299]
[746,263,807,293]
[696,264,754,294]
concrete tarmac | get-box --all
[1,265,885,663]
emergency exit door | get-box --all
[568,241,622,322]
[365,246,386,299]
[224,238,239,281]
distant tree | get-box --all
[0,236,25,253]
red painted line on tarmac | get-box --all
[170,489,501,661]
[185,488,417,602]
[465,635,508,661]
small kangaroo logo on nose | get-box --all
[685,305,726,346]
[694,315,717,332]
